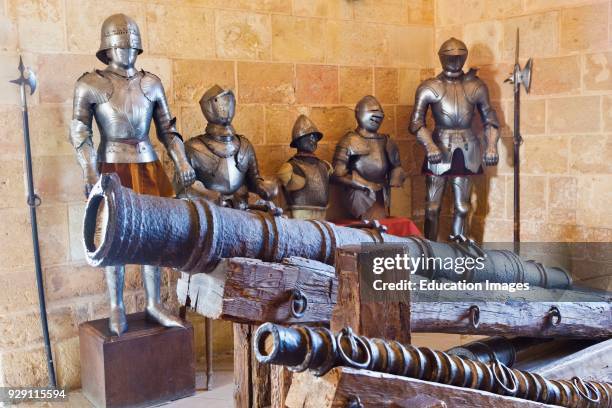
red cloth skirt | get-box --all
[99,161,174,197]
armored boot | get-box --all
[105,265,128,336]
[142,265,184,328]
[424,175,447,241]
[450,176,472,239]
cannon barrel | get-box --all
[84,173,572,289]
[254,323,611,408]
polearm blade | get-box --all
[505,30,533,255]
[10,56,57,388]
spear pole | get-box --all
[10,56,57,387]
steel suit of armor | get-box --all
[277,115,331,220]
[409,38,500,241]
[69,14,195,335]
[332,96,406,220]
[182,85,276,209]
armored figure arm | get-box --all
[472,79,500,166]
[145,73,195,187]
[70,77,100,196]
[385,137,406,187]
[243,140,277,200]
[331,137,375,194]
[277,162,306,192]
[409,83,442,164]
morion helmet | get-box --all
[290,115,322,148]
[96,14,143,65]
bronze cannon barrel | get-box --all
[84,173,572,289]
[255,323,611,408]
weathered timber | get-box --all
[270,365,292,408]
[177,256,611,338]
[533,339,612,382]
[285,367,557,408]
[409,300,611,338]
[233,323,251,408]
[177,257,336,325]
[233,323,271,408]
[332,247,411,343]
[331,247,612,339]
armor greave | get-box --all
[104,265,127,335]
[451,177,472,237]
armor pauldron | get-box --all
[385,136,402,168]
[235,135,254,174]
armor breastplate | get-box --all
[287,156,330,208]
[188,135,246,195]
[352,136,389,188]
[431,80,476,130]
[95,71,158,163]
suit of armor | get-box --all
[277,115,331,220]
[69,14,195,335]
[332,96,406,220]
[182,85,276,209]
[409,38,500,241]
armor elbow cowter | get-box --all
[69,119,93,150]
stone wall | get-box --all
[423,0,612,290]
[0,0,433,388]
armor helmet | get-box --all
[355,95,384,133]
[290,115,322,148]
[438,37,468,74]
[199,85,236,126]
[96,14,143,65]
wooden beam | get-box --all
[270,365,292,408]
[331,246,411,344]
[533,339,612,382]
[233,323,271,408]
[285,367,556,408]
[177,257,611,338]
[409,300,612,338]
[177,257,336,325]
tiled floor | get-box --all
[159,370,234,408]
[15,370,234,408]
[16,359,235,408]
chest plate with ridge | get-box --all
[352,137,389,186]
[190,136,246,195]
[431,80,475,130]
[95,72,158,163]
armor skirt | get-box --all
[99,161,174,197]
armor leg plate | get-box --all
[425,175,447,241]
[142,265,184,328]
[105,265,128,336]
[451,176,473,238]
